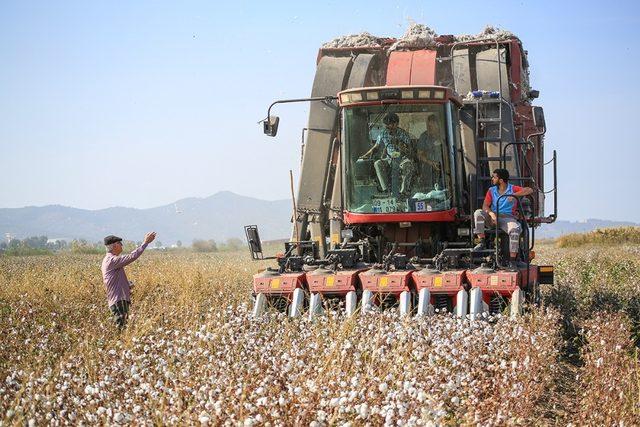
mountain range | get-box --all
[0,192,292,244]
[0,191,637,244]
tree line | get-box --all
[0,236,247,256]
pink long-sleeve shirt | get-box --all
[101,243,148,307]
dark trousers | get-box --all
[109,300,130,330]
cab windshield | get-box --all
[343,103,453,214]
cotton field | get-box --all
[1,245,638,425]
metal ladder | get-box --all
[475,96,503,182]
[450,39,521,208]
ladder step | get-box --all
[478,136,502,142]
[478,117,502,123]
[478,156,512,162]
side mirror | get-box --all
[532,106,545,129]
[263,116,280,137]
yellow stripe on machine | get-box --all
[270,279,281,289]
[326,276,335,287]
[540,266,554,273]
[379,277,388,287]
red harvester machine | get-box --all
[246,27,557,319]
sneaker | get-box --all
[505,260,518,271]
[473,239,486,251]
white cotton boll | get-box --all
[359,403,369,418]
[199,412,211,425]
[28,419,36,427]
[385,409,394,425]
[243,417,255,427]
[133,405,141,414]
[214,401,223,416]
[378,382,388,393]
[114,413,125,423]
[97,407,106,416]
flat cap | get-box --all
[103,235,123,246]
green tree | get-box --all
[192,239,218,252]
[70,239,103,255]
[224,238,243,251]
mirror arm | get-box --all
[263,96,338,126]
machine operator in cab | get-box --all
[359,112,415,197]
[473,168,533,269]
[416,114,444,189]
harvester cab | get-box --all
[247,28,558,320]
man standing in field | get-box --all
[101,232,156,330]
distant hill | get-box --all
[0,191,292,244]
[534,219,639,239]
[1,193,636,244]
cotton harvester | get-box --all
[246,26,557,319]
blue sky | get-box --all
[1,0,639,222]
